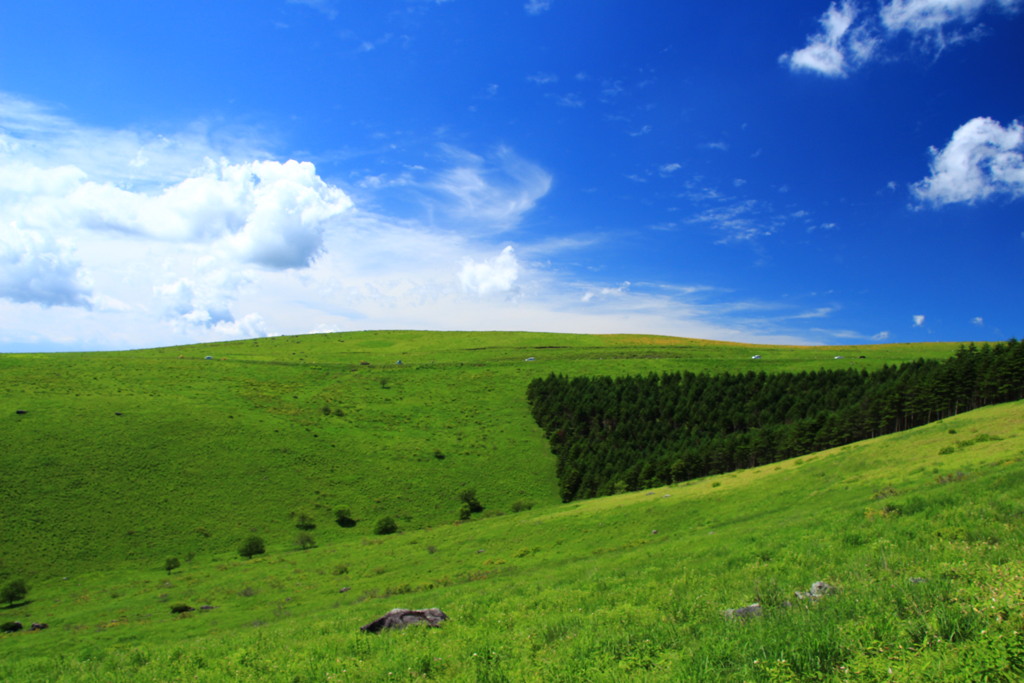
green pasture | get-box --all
[1,399,1021,681]
[0,331,962,578]
[3,330,1015,681]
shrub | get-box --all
[1,579,28,607]
[511,500,534,512]
[164,557,181,574]
[295,513,316,531]
[170,604,193,614]
[238,536,266,559]
[297,532,316,550]
[332,564,349,575]
[375,517,398,535]
[459,489,484,513]
[335,508,356,528]
[459,503,473,521]
[0,621,23,633]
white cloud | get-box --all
[880,0,1018,33]
[781,1,875,77]
[287,0,337,19]
[525,0,551,15]
[527,72,558,84]
[0,92,831,351]
[873,330,891,340]
[659,163,682,175]
[458,245,520,296]
[581,281,631,302]
[687,200,781,242]
[913,314,926,326]
[0,224,92,308]
[971,316,984,325]
[556,93,585,108]
[430,145,552,229]
[782,0,1018,76]
[911,117,1024,206]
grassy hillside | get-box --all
[1,398,1021,681]
[1,331,963,578]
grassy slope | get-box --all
[0,398,1021,681]
[1,331,962,579]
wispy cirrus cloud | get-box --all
[782,0,1020,77]
[429,145,553,230]
[525,0,552,15]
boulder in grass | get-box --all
[360,608,448,633]
[795,581,837,600]
[723,603,762,619]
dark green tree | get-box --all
[238,536,266,559]
[374,517,398,535]
[297,532,316,550]
[0,579,27,607]
[335,507,356,528]
[459,489,484,513]
[164,557,181,574]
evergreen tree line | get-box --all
[527,341,1024,501]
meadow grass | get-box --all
[0,331,961,579]
[2,373,1022,681]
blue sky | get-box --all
[1,0,1022,351]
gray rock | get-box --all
[360,608,449,633]
[723,603,762,619]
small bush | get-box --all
[511,500,534,512]
[332,564,349,575]
[459,489,484,513]
[335,508,356,528]
[238,536,266,559]
[170,604,193,614]
[297,532,316,550]
[295,513,316,531]
[375,517,398,535]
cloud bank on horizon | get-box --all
[0,1,1020,351]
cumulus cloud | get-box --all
[45,160,349,269]
[0,92,831,351]
[458,245,520,296]
[0,225,92,308]
[913,314,926,326]
[912,117,1024,206]
[782,0,1019,77]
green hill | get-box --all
[1,331,962,578]
[4,331,1022,681]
